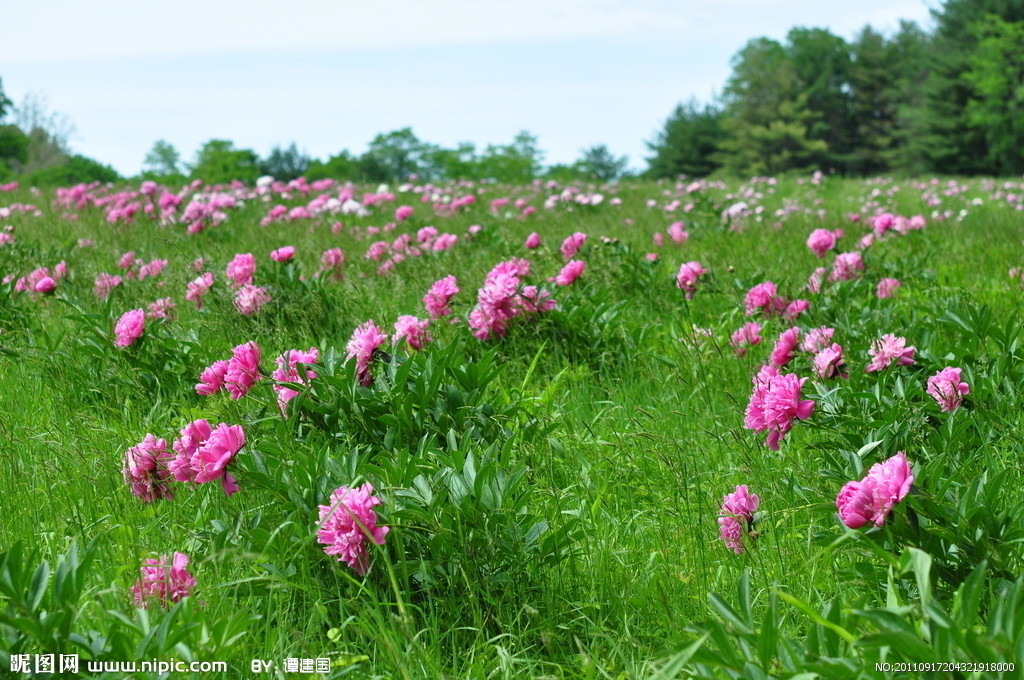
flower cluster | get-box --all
[744,365,814,450]
[718,485,759,554]
[316,483,390,576]
[836,452,913,529]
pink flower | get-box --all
[744,281,786,317]
[770,327,801,367]
[675,261,707,300]
[195,359,230,396]
[147,297,175,320]
[552,259,586,286]
[233,284,271,315]
[123,434,173,503]
[119,251,139,271]
[829,252,865,282]
[270,246,295,262]
[186,272,214,309]
[872,213,895,236]
[524,232,541,249]
[191,423,246,495]
[131,552,196,608]
[520,285,557,313]
[346,321,388,386]
[783,299,810,320]
[718,485,759,554]
[226,253,255,288]
[34,276,56,293]
[169,419,212,482]
[731,322,763,357]
[224,342,262,399]
[272,348,319,416]
[393,315,432,351]
[876,278,901,298]
[866,334,916,372]
[319,247,345,280]
[667,221,689,244]
[807,267,826,293]
[560,232,587,259]
[95,273,123,299]
[813,343,847,379]
[837,452,913,528]
[926,367,970,412]
[316,483,389,576]
[800,327,835,354]
[395,205,414,221]
[806,228,841,258]
[652,232,664,247]
[744,365,814,450]
[424,275,459,319]
[138,259,168,280]
[114,309,145,347]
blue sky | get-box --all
[2,0,936,176]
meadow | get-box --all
[1,173,1023,679]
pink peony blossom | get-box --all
[233,284,271,315]
[346,321,388,386]
[186,272,214,309]
[876,278,901,299]
[270,246,295,262]
[829,252,865,282]
[272,348,319,416]
[169,419,212,482]
[319,247,345,280]
[770,327,801,367]
[123,434,174,503]
[866,334,916,372]
[806,228,842,258]
[191,423,246,495]
[114,309,145,347]
[147,297,176,320]
[138,259,168,280]
[813,343,847,379]
[395,205,414,221]
[393,315,432,351]
[744,365,814,450]
[807,266,827,293]
[226,253,255,288]
[837,452,913,528]
[675,261,707,300]
[744,281,787,317]
[783,299,810,320]
[800,327,835,354]
[560,232,587,259]
[731,322,763,357]
[424,275,459,319]
[525,232,541,249]
[718,485,760,554]
[224,342,262,399]
[926,367,969,412]
[667,221,689,244]
[552,259,586,286]
[131,552,196,608]
[94,273,124,300]
[195,359,230,396]
[34,276,56,293]
[316,483,389,576]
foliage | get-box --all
[646,99,726,179]
[189,139,261,185]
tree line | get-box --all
[1,0,1021,186]
[647,0,1024,178]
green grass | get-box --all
[1,175,1023,678]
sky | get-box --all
[1,0,937,177]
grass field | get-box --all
[1,175,1023,678]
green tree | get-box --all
[786,27,853,171]
[965,15,1024,175]
[422,142,478,181]
[142,139,182,176]
[359,128,429,182]
[645,99,726,178]
[306,151,358,182]
[0,77,12,121]
[904,0,1024,174]
[24,154,119,186]
[576,145,628,181]
[190,139,261,184]
[718,38,827,175]
[476,131,543,183]
[846,26,899,175]
[260,143,311,181]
